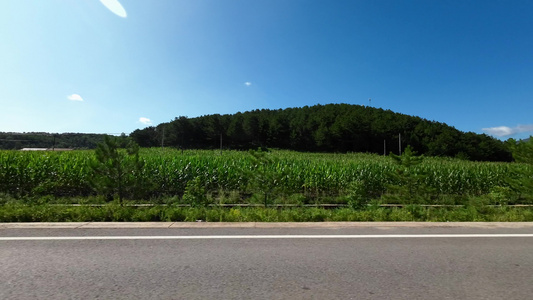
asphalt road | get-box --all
[1,223,533,300]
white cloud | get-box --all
[67,94,83,101]
[139,117,152,125]
[100,0,127,18]
[244,82,252,86]
[482,124,533,137]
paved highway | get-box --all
[1,222,532,299]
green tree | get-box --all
[182,177,210,207]
[510,138,533,164]
[125,103,512,161]
[90,136,145,205]
[506,138,533,201]
[385,146,435,204]
[246,148,287,207]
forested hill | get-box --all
[130,104,511,162]
[0,132,113,150]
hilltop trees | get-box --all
[130,104,512,162]
[0,132,109,150]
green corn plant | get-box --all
[0,148,520,203]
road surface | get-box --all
[1,222,532,299]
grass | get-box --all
[1,202,532,222]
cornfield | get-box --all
[0,148,527,202]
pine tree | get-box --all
[90,136,144,205]
[246,148,287,207]
[385,146,435,204]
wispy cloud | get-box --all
[100,0,127,18]
[139,117,152,125]
[482,124,533,137]
[67,94,83,101]
[244,82,252,86]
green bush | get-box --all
[346,180,371,210]
[182,177,210,207]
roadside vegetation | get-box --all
[0,137,531,222]
[1,200,533,222]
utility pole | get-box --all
[398,133,402,155]
[220,133,223,154]
[161,127,165,149]
[383,139,386,156]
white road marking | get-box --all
[0,234,533,241]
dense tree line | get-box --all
[0,132,119,150]
[130,104,512,162]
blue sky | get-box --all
[1,0,532,140]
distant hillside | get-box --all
[0,132,115,150]
[131,104,511,162]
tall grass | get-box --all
[1,203,532,222]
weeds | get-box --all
[0,203,532,222]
